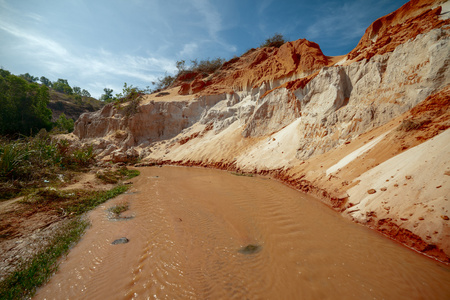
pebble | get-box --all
[367,189,376,194]
[112,237,129,245]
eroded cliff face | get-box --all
[73,0,450,262]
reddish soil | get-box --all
[348,0,450,62]
[0,170,118,281]
[177,39,330,96]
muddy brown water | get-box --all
[35,166,450,299]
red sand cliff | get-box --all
[179,39,329,96]
[348,0,449,61]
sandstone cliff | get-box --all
[73,0,450,262]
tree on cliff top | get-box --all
[260,33,287,48]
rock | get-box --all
[178,83,191,95]
[112,237,129,245]
[111,151,128,163]
[380,187,387,191]
[367,189,377,194]
[238,244,261,255]
[441,215,449,220]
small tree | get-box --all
[55,113,74,133]
[19,73,38,83]
[260,33,286,48]
[40,76,52,87]
[152,74,175,90]
[53,79,73,94]
[72,86,82,95]
[176,60,186,74]
[81,89,91,97]
[101,88,114,102]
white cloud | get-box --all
[306,2,368,43]
[189,0,237,54]
[0,20,69,58]
[26,12,45,23]
[0,18,177,97]
[179,43,199,58]
[191,0,222,39]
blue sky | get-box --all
[0,0,408,98]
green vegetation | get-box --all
[0,68,98,136]
[189,57,226,74]
[22,185,129,216]
[108,201,129,217]
[0,218,89,300]
[100,87,115,102]
[100,83,151,119]
[48,89,102,124]
[54,113,74,133]
[96,167,140,184]
[0,132,96,200]
[0,69,52,136]
[231,172,254,177]
[39,76,51,87]
[52,78,73,95]
[175,57,226,75]
[19,73,38,83]
[153,57,226,91]
[398,119,426,132]
[153,74,176,90]
[260,33,287,48]
[0,185,129,300]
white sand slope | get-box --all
[346,129,450,252]
[326,130,391,175]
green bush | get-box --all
[260,33,286,48]
[70,145,95,168]
[0,142,30,179]
[55,113,74,133]
[189,58,225,74]
[153,74,176,90]
[0,70,52,136]
[0,135,96,186]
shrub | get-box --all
[0,142,30,179]
[55,113,74,133]
[70,145,95,168]
[189,58,225,74]
[153,74,176,90]
[260,33,286,48]
[0,71,52,136]
[398,119,425,131]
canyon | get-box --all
[71,0,450,263]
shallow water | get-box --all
[35,166,450,299]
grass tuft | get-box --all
[230,172,254,177]
[108,201,129,217]
[96,167,140,184]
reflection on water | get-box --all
[35,166,450,300]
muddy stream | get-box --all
[35,166,450,299]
